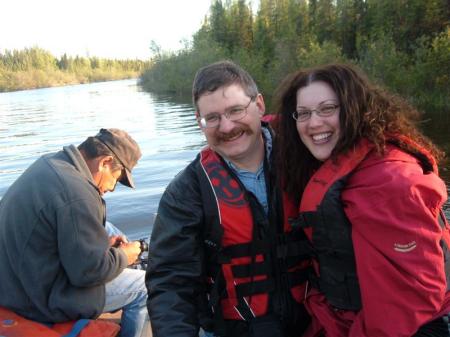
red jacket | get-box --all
[301,139,450,337]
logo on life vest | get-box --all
[394,241,417,252]
[205,162,246,207]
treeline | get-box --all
[0,47,151,92]
[140,0,450,112]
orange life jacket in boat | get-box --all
[0,306,120,337]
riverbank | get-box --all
[0,68,142,92]
[0,47,151,92]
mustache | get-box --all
[216,126,252,141]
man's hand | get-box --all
[109,235,128,247]
[119,241,141,266]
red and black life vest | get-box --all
[198,147,313,323]
[292,138,450,311]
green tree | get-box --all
[210,0,229,46]
[138,0,450,113]
[228,0,253,50]
[336,0,366,59]
[312,0,337,43]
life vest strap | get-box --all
[232,261,270,278]
[235,278,275,297]
[276,240,314,259]
[220,233,313,263]
[62,319,90,337]
[289,212,318,229]
[213,265,312,299]
[219,240,269,262]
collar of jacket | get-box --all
[63,145,100,193]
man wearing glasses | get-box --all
[0,128,149,337]
[146,61,311,337]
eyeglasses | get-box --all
[198,98,254,128]
[292,103,339,122]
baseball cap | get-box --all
[95,128,142,188]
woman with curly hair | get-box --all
[274,63,450,337]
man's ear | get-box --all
[255,94,266,117]
[195,111,204,129]
[98,155,114,172]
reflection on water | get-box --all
[0,79,448,239]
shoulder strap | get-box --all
[62,319,90,337]
[198,150,224,250]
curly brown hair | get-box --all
[273,63,443,200]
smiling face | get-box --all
[295,81,340,161]
[197,84,265,170]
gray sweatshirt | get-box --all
[0,145,128,322]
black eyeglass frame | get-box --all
[292,103,340,122]
[198,97,255,128]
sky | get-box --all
[0,0,213,60]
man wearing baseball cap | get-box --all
[0,128,149,337]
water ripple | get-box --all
[0,79,204,237]
[1,78,448,236]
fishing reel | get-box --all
[129,238,149,270]
[139,239,149,253]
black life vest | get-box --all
[198,147,313,322]
[292,138,450,311]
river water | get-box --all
[0,79,205,240]
[0,79,449,240]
